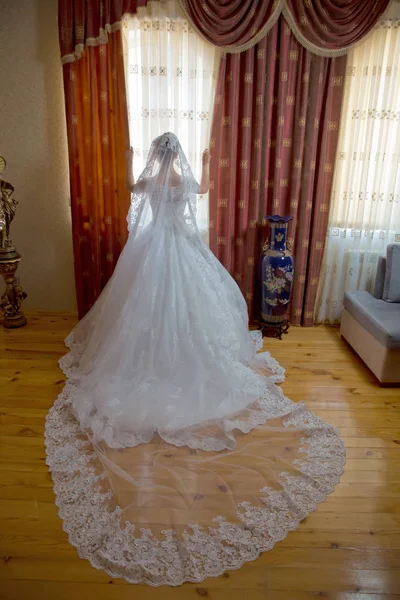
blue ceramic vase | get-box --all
[261,215,294,325]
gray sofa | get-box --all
[340,243,400,384]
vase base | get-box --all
[258,319,290,341]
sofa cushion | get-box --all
[343,290,400,349]
[383,243,400,303]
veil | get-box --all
[126,132,200,238]
[45,132,346,586]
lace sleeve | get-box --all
[127,180,148,233]
[127,196,141,233]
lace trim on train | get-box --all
[45,384,345,586]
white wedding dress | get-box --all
[45,133,345,586]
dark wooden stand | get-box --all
[259,319,290,341]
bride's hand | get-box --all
[202,149,211,165]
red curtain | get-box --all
[63,33,131,317]
[59,0,150,317]
[209,18,346,326]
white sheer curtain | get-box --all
[122,0,219,241]
[316,18,400,324]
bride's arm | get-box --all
[125,146,135,192]
[199,149,211,194]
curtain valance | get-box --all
[178,0,391,56]
[59,0,148,63]
[59,0,391,63]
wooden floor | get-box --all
[1,312,400,600]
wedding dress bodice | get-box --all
[149,182,187,223]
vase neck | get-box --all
[269,223,288,251]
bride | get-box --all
[45,132,345,586]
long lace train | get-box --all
[45,330,346,587]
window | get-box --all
[122,0,219,239]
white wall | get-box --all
[0,0,76,312]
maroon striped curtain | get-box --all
[209,18,347,326]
